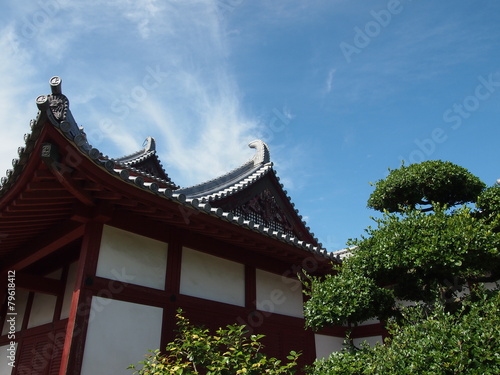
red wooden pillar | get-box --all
[59,221,103,375]
[161,237,182,348]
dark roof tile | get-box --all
[0,76,335,260]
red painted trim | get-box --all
[9,319,68,375]
[0,123,49,211]
[86,276,167,308]
[3,223,84,273]
[46,164,95,207]
[316,324,348,337]
[59,221,103,375]
[0,318,69,345]
[350,322,387,339]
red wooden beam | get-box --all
[11,198,74,207]
[16,273,64,295]
[60,221,103,375]
[27,181,66,191]
[92,191,124,200]
[20,191,74,200]
[350,322,388,339]
[6,205,70,212]
[2,222,84,272]
[48,170,95,207]
[2,211,70,219]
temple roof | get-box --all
[0,77,338,263]
[177,140,271,200]
[177,140,316,243]
[112,136,177,188]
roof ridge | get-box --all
[176,140,272,198]
[113,136,156,163]
[200,163,273,202]
[0,76,337,262]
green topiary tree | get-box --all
[303,161,500,374]
[129,310,300,375]
[304,204,500,329]
[367,160,485,212]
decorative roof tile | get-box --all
[112,136,177,188]
[176,140,272,200]
[0,76,337,261]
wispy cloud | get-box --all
[325,68,336,94]
[0,24,38,179]
[0,0,264,187]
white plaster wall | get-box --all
[80,297,163,375]
[60,261,78,320]
[180,247,245,306]
[27,293,57,328]
[96,225,168,290]
[256,269,304,318]
[0,343,16,375]
[2,290,28,335]
[314,334,344,359]
[353,335,383,348]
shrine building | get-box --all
[0,77,384,374]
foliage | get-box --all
[308,343,370,375]
[347,205,500,302]
[477,185,500,216]
[304,161,500,374]
[303,205,500,328]
[129,310,300,375]
[302,268,394,329]
[367,160,485,213]
[308,288,500,375]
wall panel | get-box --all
[314,334,344,359]
[256,269,303,318]
[80,297,163,375]
[180,247,245,306]
[96,225,168,290]
[60,261,78,320]
[27,293,57,329]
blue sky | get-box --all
[1,0,500,252]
